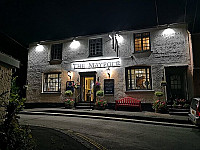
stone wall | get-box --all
[27,24,193,104]
[0,65,12,124]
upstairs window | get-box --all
[89,38,103,57]
[43,73,61,92]
[51,43,63,60]
[126,66,152,90]
[134,32,150,52]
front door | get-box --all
[165,66,187,103]
[79,72,96,102]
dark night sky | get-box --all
[0,0,199,46]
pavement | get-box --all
[20,107,196,150]
[21,107,192,127]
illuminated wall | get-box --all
[26,24,193,104]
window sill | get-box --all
[88,55,103,58]
[125,90,154,93]
[132,50,152,58]
[41,92,61,95]
[49,59,62,65]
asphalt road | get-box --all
[19,114,200,150]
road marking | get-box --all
[75,132,107,150]
[21,111,196,128]
[50,127,107,150]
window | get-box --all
[126,67,152,90]
[170,75,182,90]
[134,32,150,52]
[51,43,63,60]
[89,38,102,57]
[43,73,61,92]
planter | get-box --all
[64,98,74,109]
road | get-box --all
[19,114,200,150]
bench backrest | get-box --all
[116,97,141,104]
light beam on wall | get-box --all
[70,40,80,49]
[162,28,175,36]
[116,34,124,43]
[36,44,44,52]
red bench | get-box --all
[115,97,142,111]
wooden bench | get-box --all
[115,97,142,111]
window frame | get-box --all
[89,38,103,57]
[125,66,152,91]
[43,72,61,93]
[50,43,63,61]
[134,32,151,53]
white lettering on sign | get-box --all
[71,58,121,69]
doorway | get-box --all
[165,66,187,103]
[79,72,96,103]
[84,77,94,102]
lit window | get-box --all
[126,67,152,90]
[43,73,61,92]
[89,38,103,57]
[134,32,150,52]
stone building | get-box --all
[0,52,20,124]
[26,23,194,108]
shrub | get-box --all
[155,91,164,97]
[96,90,104,97]
[95,100,107,109]
[64,99,75,106]
[0,77,35,150]
[183,103,190,108]
[152,100,167,113]
[65,90,73,96]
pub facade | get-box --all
[26,23,194,107]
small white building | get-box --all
[26,23,194,108]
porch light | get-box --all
[162,28,175,36]
[68,71,72,80]
[70,40,80,49]
[107,68,110,78]
[36,44,44,52]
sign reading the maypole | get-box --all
[71,57,121,69]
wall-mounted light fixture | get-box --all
[36,43,44,52]
[162,28,175,36]
[68,71,72,80]
[107,68,110,78]
[70,39,80,49]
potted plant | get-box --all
[96,90,104,101]
[64,90,74,108]
[95,81,101,91]
[65,90,73,96]
[152,100,167,113]
[95,99,107,110]
[155,91,164,98]
[173,98,186,108]
[172,102,177,108]
[96,90,104,97]
[64,99,75,108]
